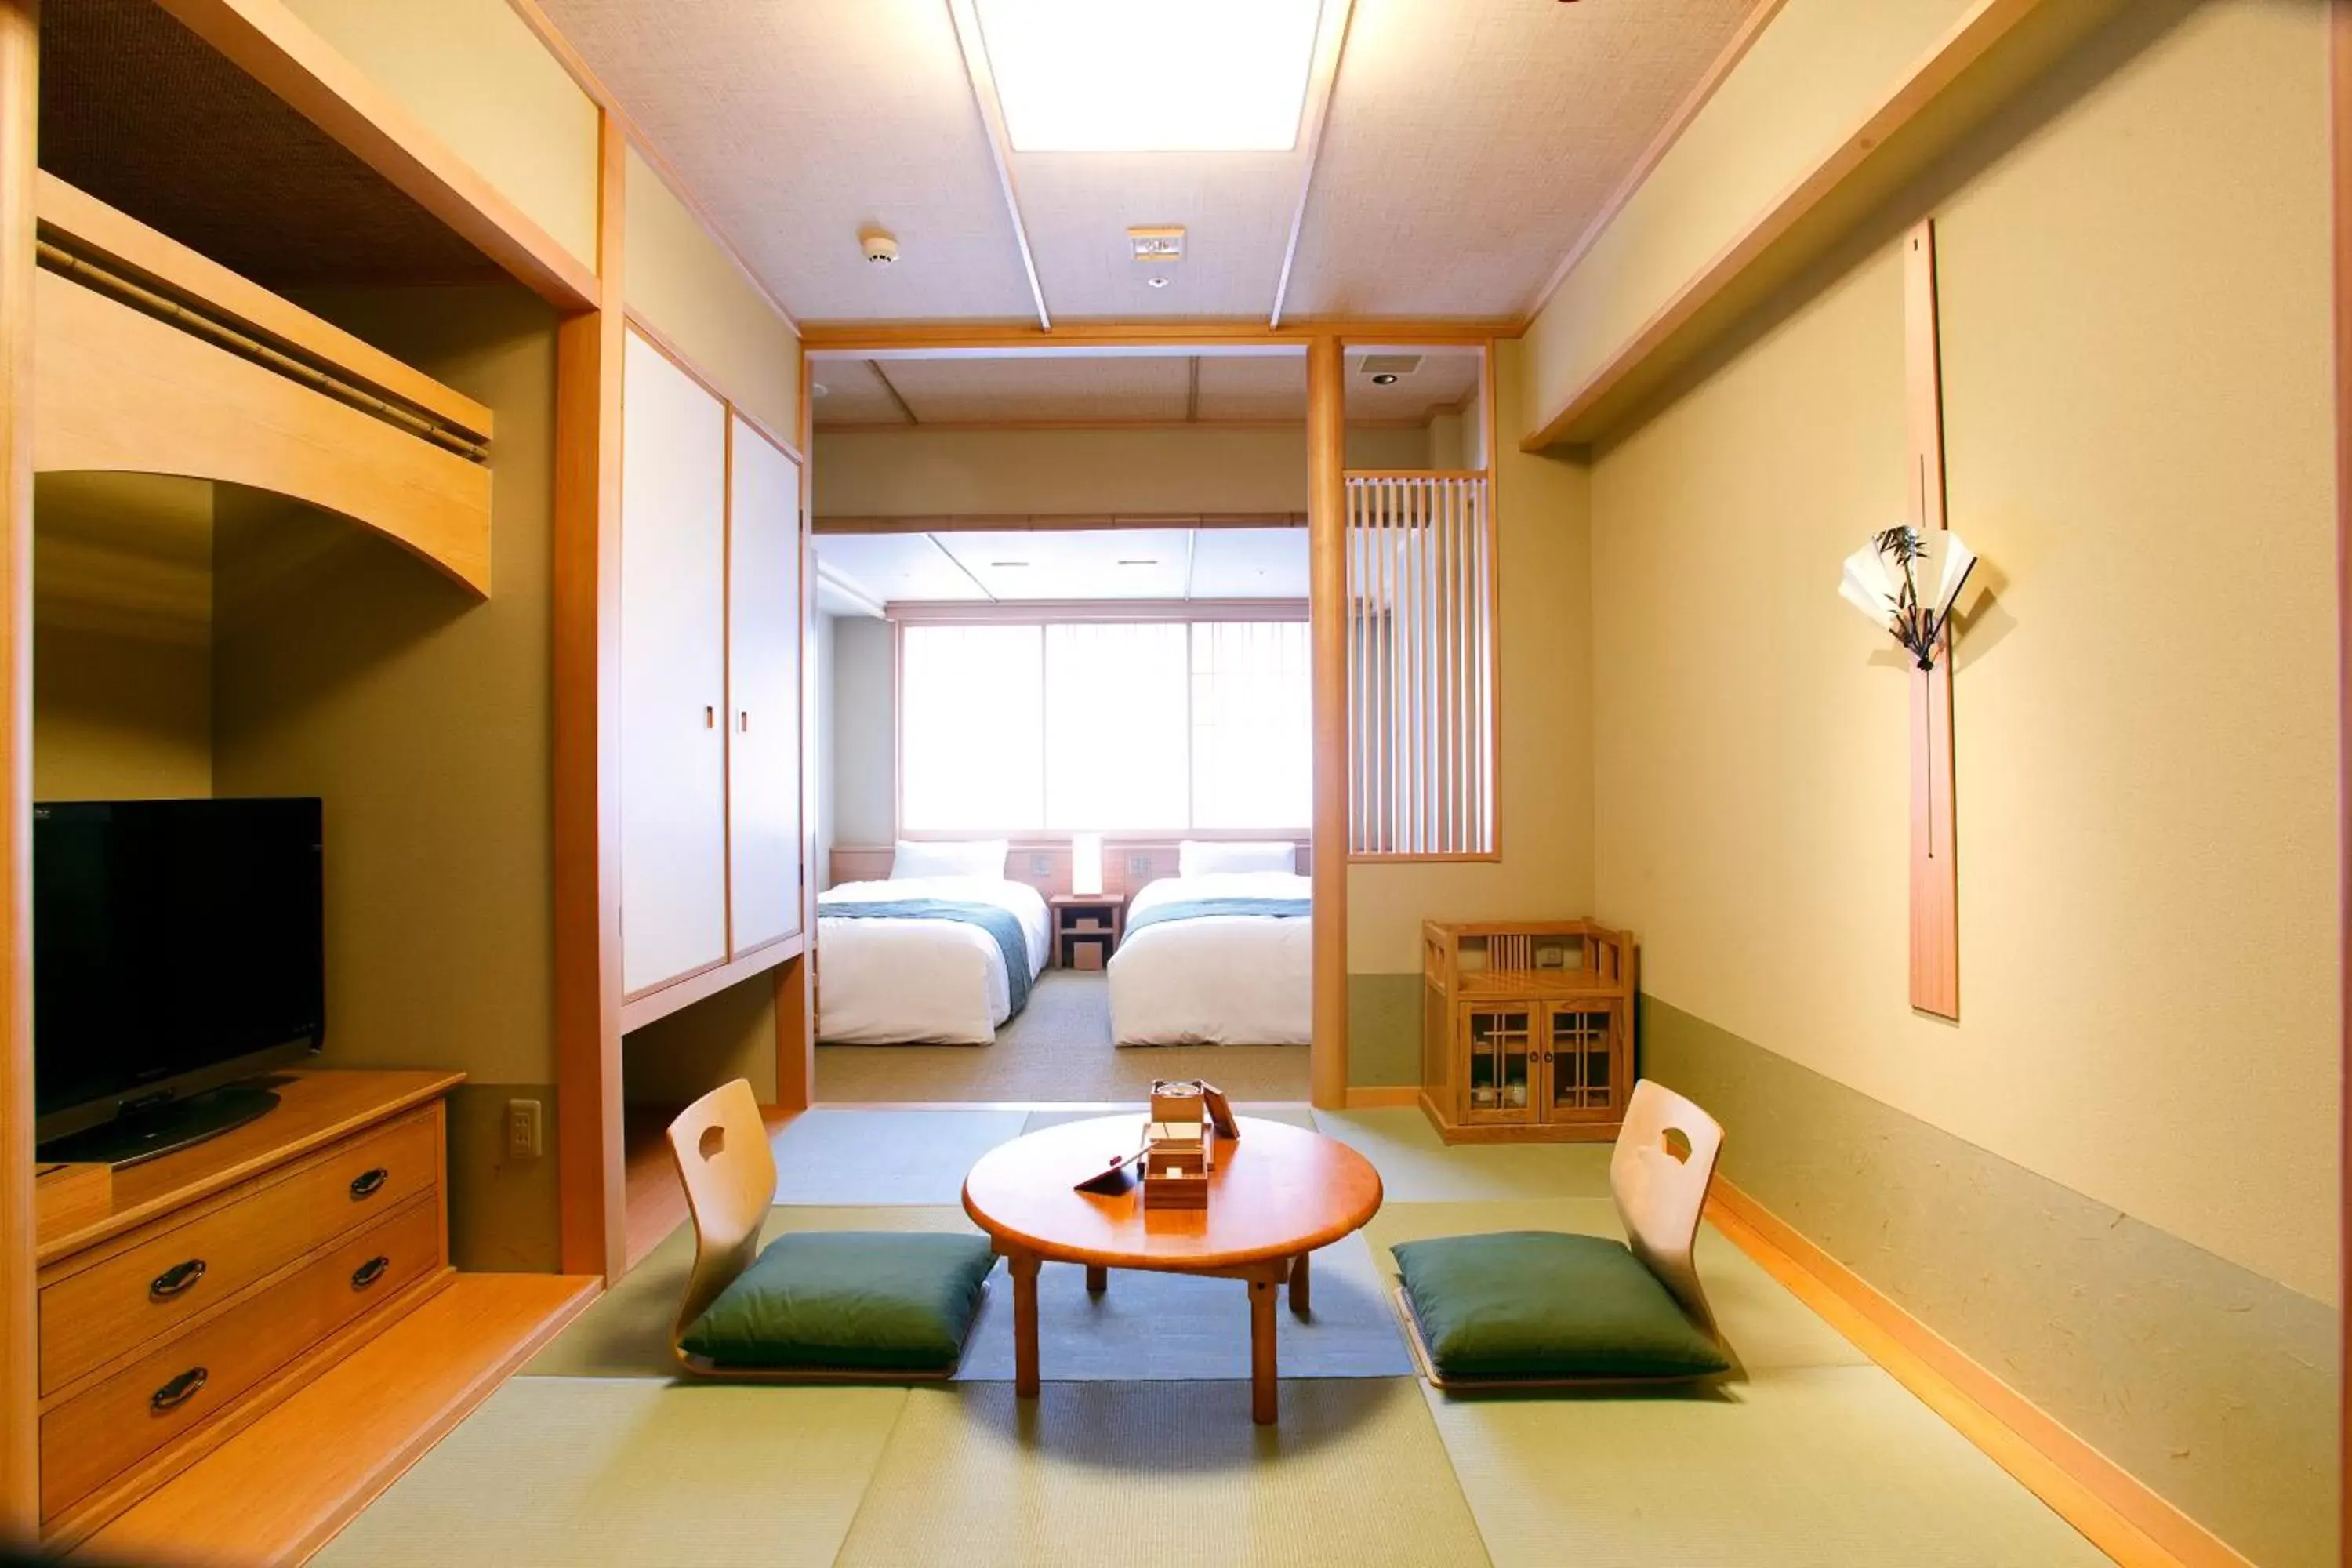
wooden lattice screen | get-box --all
[1345,471,1497,858]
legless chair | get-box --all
[1392,1077,1729,1390]
[666,1079,779,1375]
[1609,1077,1727,1331]
[667,1078,993,1381]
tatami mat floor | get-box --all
[320,1107,2111,1567]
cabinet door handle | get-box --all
[149,1258,207,1301]
[350,1255,391,1291]
[151,1366,209,1414]
[704,704,716,728]
[739,710,750,731]
[349,1167,389,1200]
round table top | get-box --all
[962,1114,1384,1270]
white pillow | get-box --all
[890,839,1008,880]
[1178,840,1297,878]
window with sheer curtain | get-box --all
[898,618,1309,832]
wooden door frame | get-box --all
[2330,3,2351,1549]
[802,336,1355,1108]
[0,0,35,1539]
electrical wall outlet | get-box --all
[1127,853,1153,879]
[506,1097,543,1160]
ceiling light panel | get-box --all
[877,355,1191,424]
[936,529,1192,600]
[811,532,989,604]
[976,0,1323,153]
[1189,528,1309,598]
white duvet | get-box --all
[1108,873,1312,1046]
[817,877,1049,1045]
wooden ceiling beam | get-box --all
[800,320,1510,354]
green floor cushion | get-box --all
[1393,1229,1730,1381]
[681,1231,999,1372]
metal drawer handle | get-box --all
[149,1258,207,1301]
[349,1167,389,1200]
[151,1367,208,1414]
[350,1255,390,1291]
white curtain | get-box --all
[1192,620,1310,829]
[899,619,1308,833]
[900,624,1044,830]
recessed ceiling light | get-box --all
[975,0,1321,153]
[1370,372,1399,385]
[1146,276,1171,289]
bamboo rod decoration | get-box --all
[33,240,491,461]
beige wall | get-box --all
[1521,0,1974,432]
[1347,337,1593,976]
[624,147,801,444]
[213,285,564,1266]
[32,474,214,800]
[282,0,600,270]
[813,424,1428,518]
[1587,0,2336,1306]
[830,615,895,852]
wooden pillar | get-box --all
[0,0,34,1537]
[2329,2,2352,1548]
[773,350,817,1113]
[1904,220,1958,1021]
[553,111,627,1279]
[1307,336,1349,1108]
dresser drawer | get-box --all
[40,1191,442,1523]
[38,1108,440,1396]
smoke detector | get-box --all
[860,227,899,265]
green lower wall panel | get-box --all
[445,1081,562,1273]
[1348,973,1421,1087]
[1642,995,2339,1568]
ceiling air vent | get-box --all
[1359,354,1422,377]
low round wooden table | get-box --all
[963,1114,1384,1425]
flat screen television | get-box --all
[34,797,325,1165]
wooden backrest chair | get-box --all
[1608,1078,1726,1329]
[666,1077,778,1357]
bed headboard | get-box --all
[826,840,1312,897]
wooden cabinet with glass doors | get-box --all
[1419,920,1636,1143]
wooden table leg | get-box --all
[1086,1264,1108,1294]
[1249,1275,1279,1425]
[1009,1253,1042,1399]
[1288,1250,1311,1317]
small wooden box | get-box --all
[34,1162,112,1240]
[1142,1157,1209,1209]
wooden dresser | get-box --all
[34,1069,463,1547]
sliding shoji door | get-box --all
[726,413,804,955]
[1345,472,1496,858]
[619,330,730,993]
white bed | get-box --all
[1108,871,1312,1046]
[817,875,1050,1045]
